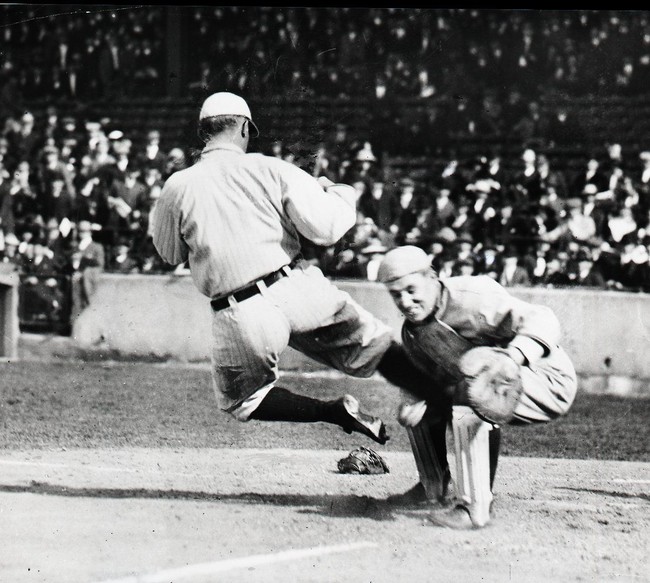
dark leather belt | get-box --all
[210,266,290,312]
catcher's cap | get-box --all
[199,92,259,136]
[377,245,434,284]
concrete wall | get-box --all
[0,270,20,359]
[71,274,650,389]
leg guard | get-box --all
[406,416,450,502]
[446,405,494,527]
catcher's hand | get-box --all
[458,346,523,425]
[337,446,390,475]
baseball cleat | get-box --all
[428,502,493,530]
[428,504,479,529]
[334,394,389,445]
[387,482,453,508]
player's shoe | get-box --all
[428,501,494,530]
[332,394,389,445]
[386,481,454,508]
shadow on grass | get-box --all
[0,481,435,522]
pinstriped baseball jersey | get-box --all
[152,143,357,298]
[152,140,393,416]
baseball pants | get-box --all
[210,262,394,418]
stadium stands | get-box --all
[1,7,649,333]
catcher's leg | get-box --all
[405,417,451,502]
[489,424,501,489]
[387,398,451,506]
[430,405,494,529]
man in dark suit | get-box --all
[358,179,398,234]
[391,177,421,245]
[498,246,531,287]
[68,220,105,321]
[135,130,167,174]
[571,249,607,289]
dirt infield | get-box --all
[1,447,648,583]
[1,360,649,582]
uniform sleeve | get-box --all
[275,160,357,246]
[471,277,562,362]
[152,177,189,266]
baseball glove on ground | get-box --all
[337,446,390,475]
[458,346,524,425]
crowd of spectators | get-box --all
[292,136,650,293]
[1,106,648,330]
[0,5,164,108]
[3,7,650,107]
[2,7,650,333]
[0,108,187,329]
[4,8,650,161]
[185,7,650,102]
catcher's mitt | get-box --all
[458,346,524,425]
[337,446,390,475]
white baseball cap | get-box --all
[199,92,259,136]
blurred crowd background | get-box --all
[1,6,649,333]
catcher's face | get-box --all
[386,271,439,323]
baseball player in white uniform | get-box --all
[152,92,432,445]
[377,245,577,529]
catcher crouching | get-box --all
[377,245,577,529]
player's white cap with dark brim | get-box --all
[377,245,434,283]
[199,92,260,137]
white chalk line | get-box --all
[91,541,378,583]
[0,459,69,469]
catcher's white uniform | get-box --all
[378,245,577,528]
[400,274,577,424]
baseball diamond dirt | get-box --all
[1,360,648,583]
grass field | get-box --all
[1,360,648,461]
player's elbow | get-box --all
[312,223,355,247]
[531,306,562,347]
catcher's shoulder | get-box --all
[443,275,504,294]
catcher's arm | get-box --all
[463,276,561,360]
[504,336,545,366]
